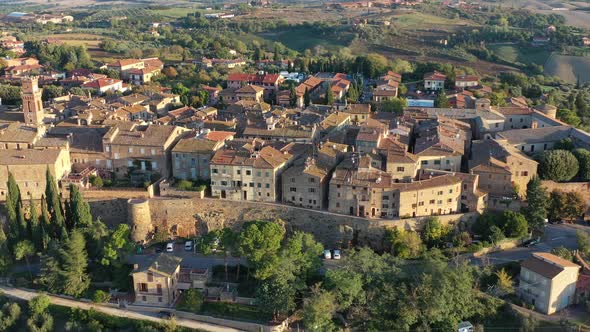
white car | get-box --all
[323,250,332,259]
[166,242,174,252]
[184,241,193,252]
[333,250,341,260]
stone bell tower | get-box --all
[21,77,44,126]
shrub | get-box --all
[29,294,50,315]
[89,175,104,188]
[92,290,111,303]
[177,289,204,313]
[536,150,579,182]
[176,180,194,191]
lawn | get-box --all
[148,7,202,19]
[489,44,552,67]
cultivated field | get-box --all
[544,54,590,83]
[489,44,552,67]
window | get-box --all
[158,297,162,303]
[449,189,453,194]
[212,169,218,174]
[265,172,270,177]
[246,170,251,175]
[382,195,389,200]
[141,148,145,154]
[309,188,315,193]
[156,284,162,295]
[290,188,297,192]
[421,160,428,165]
[523,171,529,176]
[309,178,315,183]
[151,149,156,155]
[437,191,443,195]
[429,200,435,204]
[256,171,261,177]
[128,147,134,153]
[382,204,388,209]
[221,181,227,186]
[147,272,153,282]
[434,160,441,165]
[397,167,405,172]
[447,198,452,203]
[257,183,262,188]
[139,283,148,292]
[446,160,450,165]
[291,178,295,183]
[265,183,270,189]
[237,170,241,175]
[249,182,254,187]
[142,296,146,301]
[419,201,424,206]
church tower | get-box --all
[22,77,44,126]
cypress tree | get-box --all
[68,185,92,228]
[6,172,21,224]
[40,197,50,249]
[289,85,297,107]
[325,85,334,106]
[524,177,549,231]
[44,168,65,233]
[304,87,310,108]
[29,197,42,251]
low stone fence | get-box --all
[473,238,522,257]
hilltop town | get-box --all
[0,0,589,331]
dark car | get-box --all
[159,311,175,319]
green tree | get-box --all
[40,230,90,297]
[0,302,21,330]
[548,190,586,221]
[29,197,42,251]
[536,150,579,182]
[325,85,334,105]
[177,288,203,313]
[523,177,549,231]
[573,148,590,181]
[324,269,364,311]
[14,240,35,281]
[495,269,514,295]
[0,228,12,274]
[577,231,590,257]
[386,228,423,259]
[68,185,92,228]
[255,277,295,320]
[489,225,505,244]
[5,172,22,248]
[303,285,336,332]
[502,211,528,238]
[29,294,50,315]
[422,217,449,248]
[100,224,131,266]
[92,289,111,303]
[45,168,65,236]
[378,97,406,114]
[39,198,50,250]
[238,221,285,280]
[26,311,53,332]
[277,231,323,286]
[304,87,310,108]
[289,85,297,107]
[435,91,450,108]
[551,246,573,261]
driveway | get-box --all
[469,223,585,266]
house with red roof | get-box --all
[82,78,126,94]
[226,72,283,98]
[455,74,479,89]
[106,58,163,82]
[424,71,446,91]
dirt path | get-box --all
[0,286,243,332]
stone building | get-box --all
[328,155,465,219]
[210,145,298,202]
[413,117,471,172]
[132,253,182,306]
[469,138,538,198]
[172,137,225,181]
[0,147,71,200]
[102,123,188,178]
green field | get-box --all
[258,26,354,52]
[392,12,473,31]
[489,44,552,66]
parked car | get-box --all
[166,242,174,252]
[333,249,341,260]
[159,311,175,319]
[522,237,541,247]
[323,249,332,259]
[184,240,193,252]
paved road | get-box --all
[469,223,586,265]
[0,285,243,332]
